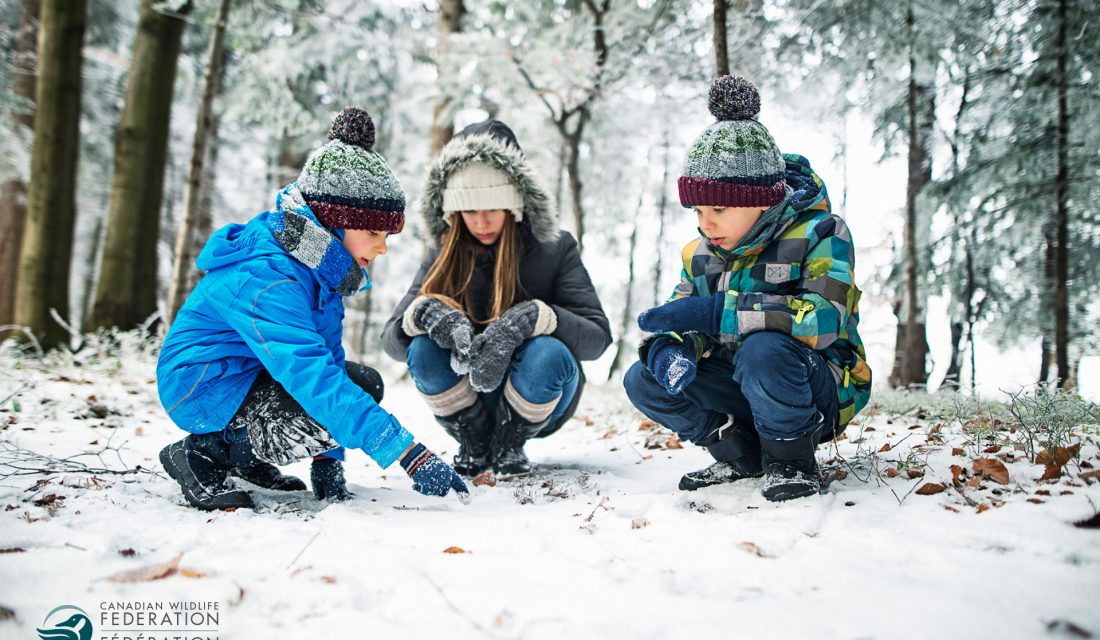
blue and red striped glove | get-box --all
[399,443,471,504]
[637,293,725,336]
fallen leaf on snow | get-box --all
[884,467,900,478]
[906,468,925,479]
[1073,513,1100,529]
[737,541,768,557]
[952,448,965,456]
[106,554,181,583]
[443,546,468,554]
[973,458,1009,484]
[950,465,965,483]
[179,567,207,579]
[0,547,25,554]
[916,482,946,496]
[1079,470,1100,480]
[1040,464,1063,482]
[472,471,497,487]
[878,442,892,452]
[976,503,990,514]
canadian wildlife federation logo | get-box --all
[37,605,92,640]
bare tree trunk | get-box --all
[1038,335,1051,384]
[90,0,193,332]
[1052,0,1070,388]
[429,0,464,157]
[563,124,586,251]
[942,322,963,390]
[79,215,103,324]
[653,132,670,306]
[14,0,85,351]
[167,0,230,327]
[896,8,932,389]
[713,0,729,76]
[608,189,645,378]
[0,0,39,339]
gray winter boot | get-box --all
[679,416,764,491]
[490,397,550,476]
[435,399,494,477]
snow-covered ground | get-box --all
[1,344,1099,639]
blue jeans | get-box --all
[623,331,839,443]
[406,335,580,426]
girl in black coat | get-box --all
[382,121,611,476]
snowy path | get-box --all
[1,349,1098,639]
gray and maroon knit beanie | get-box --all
[297,106,406,233]
[678,76,786,208]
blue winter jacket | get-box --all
[156,184,413,468]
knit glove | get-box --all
[642,335,698,395]
[399,443,471,504]
[468,300,556,393]
[637,293,726,336]
[404,296,475,374]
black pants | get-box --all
[224,362,384,465]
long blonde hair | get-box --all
[420,213,521,324]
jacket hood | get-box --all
[419,132,558,244]
[196,184,368,296]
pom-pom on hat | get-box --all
[297,106,406,233]
[678,76,786,209]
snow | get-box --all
[1,347,1099,639]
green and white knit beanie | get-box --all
[297,106,406,233]
[679,76,786,208]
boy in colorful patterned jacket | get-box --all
[624,77,872,502]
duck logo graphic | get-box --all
[37,605,93,640]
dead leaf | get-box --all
[320,576,337,584]
[976,503,990,514]
[737,541,768,558]
[1040,464,1063,482]
[1073,513,1100,529]
[31,494,64,507]
[664,436,683,450]
[1079,470,1100,480]
[472,471,497,487]
[878,442,892,453]
[982,444,1002,454]
[966,476,982,489]
[0,547,25,553]
[1026,498,1044,504]
[952,447,965,456]
[833,469,848,481]
[943,505,960,513]
[906,468,925,479]
[134,426,144,436]
[950,465,965,483]
[637,419,658,432]
[106,554,181,583]
[583,415,594,426]
[443,546,467,554]
[884,467,900,478]
[972,458,1010,484]
[179,567,207,579]
[916,482,946,496]
[1034,489,1051,496]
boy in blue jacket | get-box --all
[157,107,469,511]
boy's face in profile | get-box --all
[694,205,768,251]
[342,229,389,267]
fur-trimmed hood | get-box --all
[419,132,558,243]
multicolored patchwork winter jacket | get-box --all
[668,154,872,428]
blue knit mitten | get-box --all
[399,443,471,504]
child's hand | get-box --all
[645,337,698,395]
[399,443,472,504]
[637,293,726,336]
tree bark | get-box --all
[90,0,192,332]
[167,0,230,327]
[563,123,586,252]
[608,187,645,378]
[896,7,932,389]
[14,0,85,351]
[713,0,729,76]
[653,132,670,306]
[429,0,464,158]
[0,0,40,338]
[1052,0,1070,388]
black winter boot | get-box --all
[159,434,255,511]
[227,428,307,491]
[310,456,352,502]
[679,416,764,491]
[760,431,822,502]
[490,397,550,477]
[434,400,493,477]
